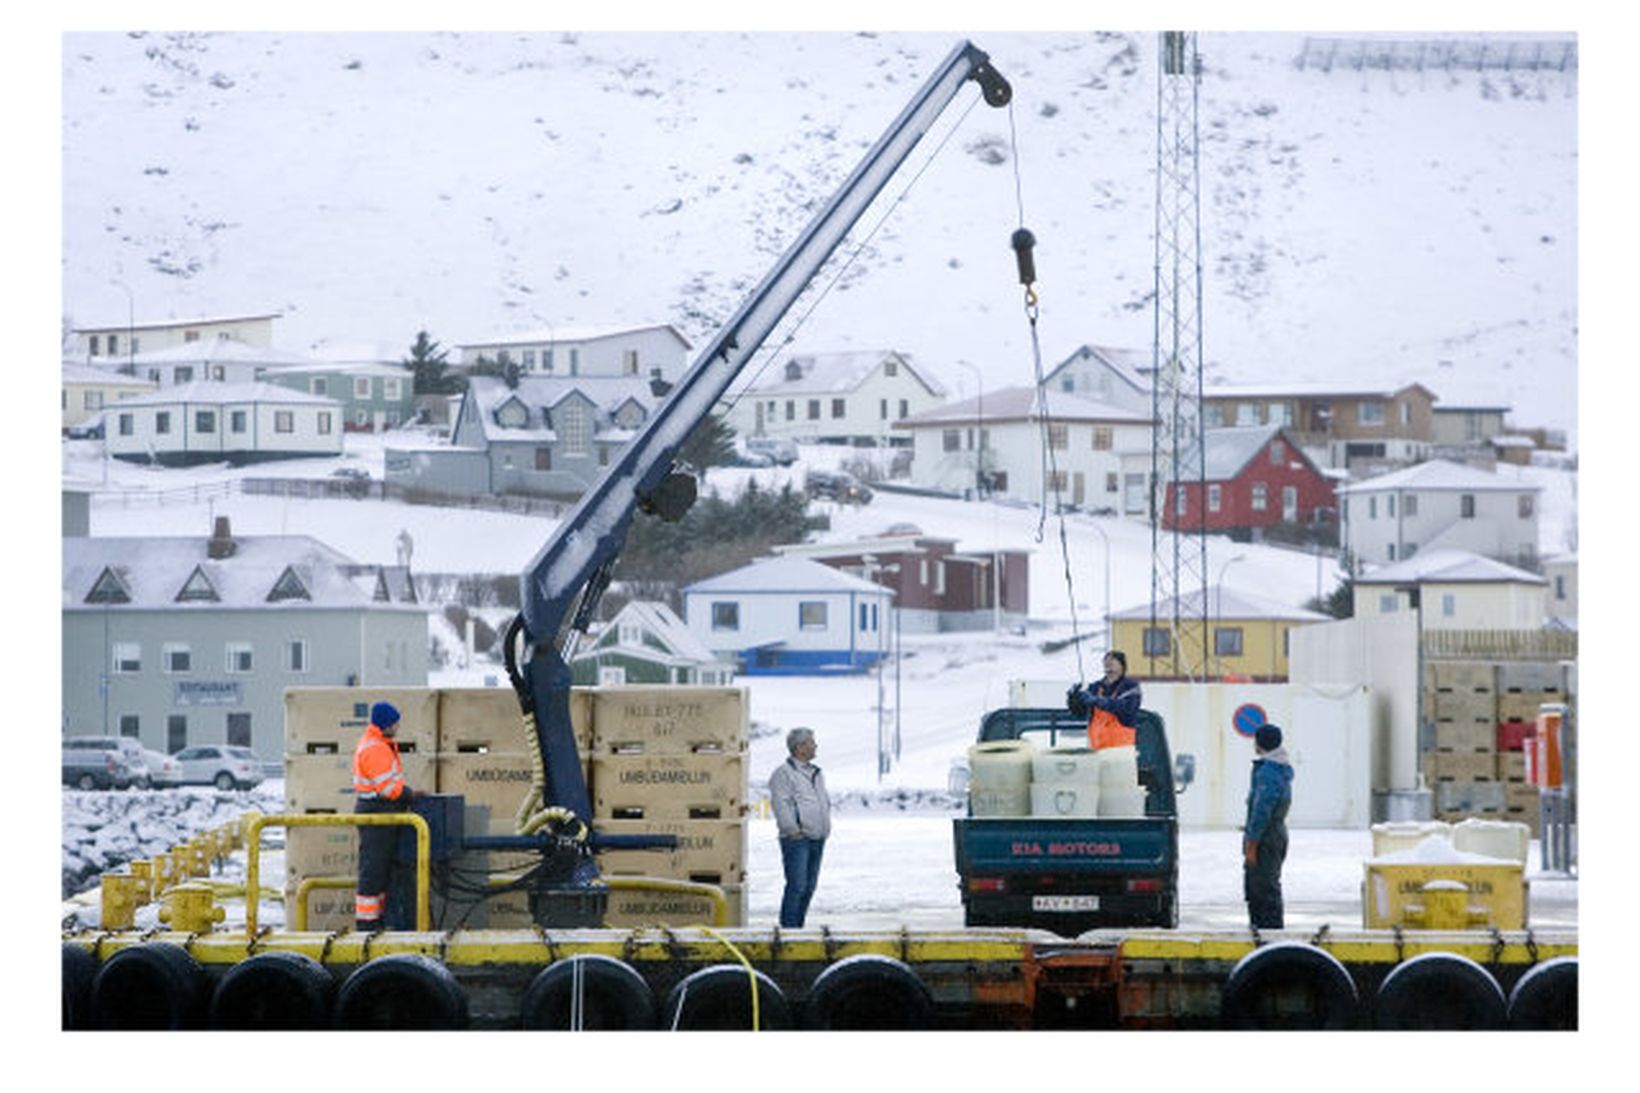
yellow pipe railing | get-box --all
[244,812,431,934]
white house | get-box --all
[456,323,691,386]
[105,381,344,466]
[1338,458,1542,572]
[124,339,322,388]
[728,350,946,447]
[682,556,895,675]
[1042,344,1155,416]
[1352,549,1548,630]
[71,311,281,365]
[61,362,156,432]
[1541,554,1577,626]
[893,385,1153,509]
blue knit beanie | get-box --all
[371,701,401,729]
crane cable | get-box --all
[1008,102,1086,685]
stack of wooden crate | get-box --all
[1494,662,1568,834]
[587,687,749,927]
[282,685,748,931]
[1423,662,1502,823]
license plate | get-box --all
[1032,895,1099,912]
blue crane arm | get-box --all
[508,40,1012,832]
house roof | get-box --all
[895,385,1151,427]
[682,555,895,597]
[1353,549,1547,587]
[1174,425,1316,482]
[126,340,320,368]
[463,374,658,443]
[746,350,946,398]
[1110,585,1330,622]
[1434,404,1511,414]
[75,312,282,334]
[63,532,427,612]
[61,363,156,388]
[579,600,719,665]
[1044,344,1155,391]
[307,339,408,365]
[457,323,691,351]
[260,361,411,380]
[1336,458,1542,495]
[113,380,339,408]
[1201,381,1435,400]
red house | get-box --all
[1162,425,1338,538]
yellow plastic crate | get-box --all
[1362,860,1528,930]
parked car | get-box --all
[66,413,106,440]
[62,735,150,787]
[172,745,264,790]
[727,447,775,468]
[745,436,799,465]
[805,469,874,505]
[61,739,140,790]
[142,748,183,789]
[330,466,371,480]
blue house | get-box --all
[681,556,895,676]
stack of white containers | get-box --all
[966,740,1036,816]
[1095,746,1148,817]
[964,739,1150,818]
[1029,747,1101,817]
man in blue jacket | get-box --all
[1243,723,1294,930]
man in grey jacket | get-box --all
[769,727,830,928]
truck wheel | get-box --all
[1374,952,1505,1030]
[802,955,935,1030]
[663,965,791,1031]
[1220,943,1358,1030]
[520,955,657,1030]
[1507,957,1577,1030]
[210,951,335,1030]
[76,774,97,791]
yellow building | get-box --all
[1110,585,1332,681]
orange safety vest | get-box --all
[352,723,407,802]
[1086,706,1137,750]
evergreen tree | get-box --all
[677,413,737,470]
[1306,576,1355,619]
[403,330,462,395]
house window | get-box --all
[119,413,134,436]
[1270,439,1284,464]
[799,602,828,630]
[1379,594,1398,613]
[1460,494,1476,519]
[807,399,821,421]
[1048,424,1068,450]
[1388,544,1396,561]
[832,398,846,419]
[859,603,869,630]
[535,447,551,471]
[711,602,740,631]
[275,411,294,433]
[523,350,536,369]
[1215,627,1244,657]
[598,447,609,468]
[1401,402,1412,425]
[355,409,370,428]
[558,403,589,453]
[384,378,400,400]
[1207,484,1221,513]
[162,643,191,674]
[227,713,252,748]
[174,366,194,384]
[1442,593,1457,617]
[287,639,308,672]
[1367,497,1377,520]
[1251,483,1268,511]
[1359,401,1385,425]
[84,390,103,411]
[312,377,328,396]
[1204,403,1225,428]
[184,331,200,343]
[1270,402,1292,425]
[156,411,172,435]
[318,411,332,435]
[226,643,253,674]
[195,410,216,434]
[543,349,555,372]
[1106,472,1119,492]
[108,334,119,356]
[1404,542,1418,557]
[569,348,580,375]
[167,715,188,753]
[211,365,225,381]
[943,429,961,452]
[880,399,889,420]
[1518,495,1535,518]
[785,401,795,421]
[119,714,140,739]
[1092,427,1113,450]
[884,359,898,377]
[1175,486,1188,516]
[89,335,100,356]
[1047,470,1068,493]
[1404,494,1417,517]
[1236,402,1259,426]
[1387,495,1395,517]
[623,350,639,375]
[355,377,371,399]
[934,562,946,596]
[112,642,141,674]
[1143,627,1171,657]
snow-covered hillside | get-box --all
[61,30,1578,441]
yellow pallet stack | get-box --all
[282,688,439,931]
[587,687,749,927]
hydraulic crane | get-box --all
[498,41,1014,924]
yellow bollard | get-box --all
[185,839,212,877]
[99,873,151,930]
[129,860,155,902]
[1402,880,1491,930]
[158,883,225,933]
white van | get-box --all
[745,436,799,465]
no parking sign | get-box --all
[1232,703,1268,738]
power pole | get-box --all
[1149,30,1211,679]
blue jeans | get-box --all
[778,836,826,927]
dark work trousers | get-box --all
[355,797,410,930]
[778,836,826,928]
[1244,805,1290,930]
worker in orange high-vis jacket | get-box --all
[1066,651,1143,749]
[353,701,415,931]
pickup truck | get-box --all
[951,707,1192,934]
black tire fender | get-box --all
[1374,951,1506,1030]
[90,942,208,1030]
[1507,956,1577,1031]
[802,954,935,1030]
[62,944,97,1030]
[210,950,336,1030]
[1219,942,1358,1030]
[663,964,792,1031]
[333,953,469,1030]
[520,954,657,1030]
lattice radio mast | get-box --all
[1148,30,1210,679]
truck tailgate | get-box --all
[953,817,1174,875]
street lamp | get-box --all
[111,279,135,375]
[1215,553,1247,675]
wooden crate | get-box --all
[589,687,748,755]
[436,751,552,873]
[1496,661,1566,694]
[285,687,439,753]
[284,822,359,885]
[1434,780,1505,813]
[592,818,747,886]
[1499,691,1563,723]
[591,753,746,820]
[1431,690,1497,722]
[1430,719,1494,753]
[1426,661,1496,694]
[1505,786,1541,834]
[284,751,435,812]
[438,686,593,755]
[1496,750,1528,783]
[1424,750,1498,784]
